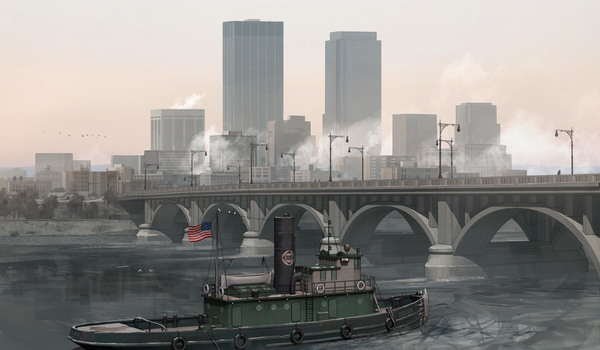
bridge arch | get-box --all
[258,203,326,241]
[454,205,600,278]
[340,204,435,266]
[150,201,191,243]
[341,204,436,247]
[201,202,250,251]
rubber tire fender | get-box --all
[234,333,248,350]
[340,323,353,339]
[385,317,396,331]
[290,328,304,344]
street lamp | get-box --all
[348,146,365,181]
[227,165,241,185]
[329,132,348,182]
[190,150,207,187]
[281,152,296,183]
[436,138,454,178]
[143,161,159,190]
[555,127,574,175]
[250,142,268,184]
[438,120,460,178]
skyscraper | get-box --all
[392,114,437,157]
[455,103,500,145]
[454,103,512,176]
[267,115,313,166]
[323,32,381,153]
[222,20,284,146]
[150,109,205,151]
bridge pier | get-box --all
[135,223,171,245]
[424,245,485,280]
[239,231,273,256]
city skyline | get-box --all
[2,1,599,173]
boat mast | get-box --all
[327,220,332,254]
[214,211,219,293]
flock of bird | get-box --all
[43,131,108,139]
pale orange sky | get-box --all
[2,0,599,172]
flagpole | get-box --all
[214,212,219,295]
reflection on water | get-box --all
[0,232,598,350]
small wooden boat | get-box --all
[69,215,428,349]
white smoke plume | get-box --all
[320,116,382,168]
[281,136,318,171]
[171,92,206,109]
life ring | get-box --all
[290,328,304,344]
[218,286,225,297]
[202,284,210,294]
[234,333,248,350]
[385,317,396,331]
[356,280,366,291]
[340,323,353,339]
[171,336,187,350]
[315,283,325,294]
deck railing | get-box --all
[309,276,374,294]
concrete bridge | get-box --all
[118,174,600,280]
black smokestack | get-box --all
[273,214,295,294]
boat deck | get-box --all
[78,323,145,334]
[78,322,200,334]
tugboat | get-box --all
[69,214,429,349]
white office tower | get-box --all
[454,103,512,176]
[150,109,205,151]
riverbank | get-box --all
[0,219,138,236]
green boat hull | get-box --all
[69,292,427,350]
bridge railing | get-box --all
[119,174,600,199]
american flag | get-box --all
[188,222,212,242]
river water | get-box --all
[0,231,598,350]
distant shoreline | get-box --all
[0,219,138,236]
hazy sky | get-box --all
[2,0,599,172]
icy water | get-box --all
[0,232,598,350]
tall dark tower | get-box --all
[323,32,381,154]
[223,20,283,166]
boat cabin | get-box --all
[295,246,366,294]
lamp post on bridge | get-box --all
[250,142,268,184]
[438,120,460,178]
[436,138,454,178]
[555,127,574,175]
[348,146,365,181]
[143,161,159,190]
[227,164,241,185]
[190,150,207,187]
[329,132,348,182]
[281,152,296,183]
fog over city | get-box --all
[2,1,600,173]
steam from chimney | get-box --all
[171,92,206,109]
